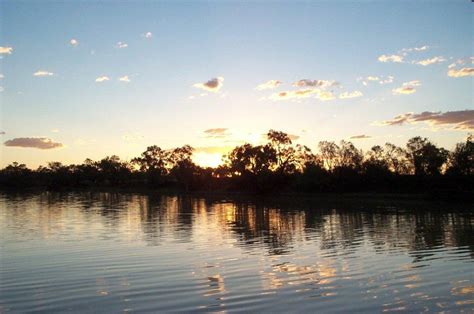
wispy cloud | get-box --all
[118,75,130,82]
[350,134,371,139]
[95,76,110,83]
[358,75,394,86]
[448,67,474,77]
[4,137,63,149]
[33,70,54,77]
[447,59,474,78]
[193,77,224,92]
[70,39,78,47]
[400,45,429,54]
[392,80,421,95]
[270,89,335,101]
[115,42,128,48]
[378,54,404,63]
[379,76,394,84]
[0,46,13,54]
[0,74,4,79]
[379,45,430,63]
[143,32,153,39]
[256,80,282,90]
[377,110,474,131]
[292,79,339,89]
[270,89,318,100]
[414,56,445,66]
[339,91,363,99]
[204,128,230,138]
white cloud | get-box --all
[0,74,3,79]
[379,76,394,84]
[316,91,335,101]
[448,67,474,78]
[118,75,130,82]
[143,32,152,39]
[392,86,416,95]
[292,79,339,89]
[0,46,13,54]
[33,70,54,77]
[414,56,446,66]
[378,54,404,63]
[256,80,282,90]
[392,81,420,95]
[116,42,128,48]
[269,89,318,100]
[193,77,224,92]
[403,80,421,87]
[70,39,78,47]
[95,76,110,82]
[339,91,363,99]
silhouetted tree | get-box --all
[447,134,473,175]
[132,145,169,185]
[406,137,448,176]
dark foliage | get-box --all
[1,131,473,195]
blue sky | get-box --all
[1,1,473,167]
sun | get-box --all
[192,152,224,168]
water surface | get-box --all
[1,192,473,312]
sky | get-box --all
[0,0,473,168]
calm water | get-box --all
[0,192,473,313]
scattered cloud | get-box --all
[414,56,445,66]
[316,91,335,101]
[350,134,371,139]
[193,77,224,92]
[358,75,394,86]
[378,110,474,131]
[270,89,318,100]
[115,41,128,48]
[401,45,429,54]
[0,74,3,79]
[404,80,421,86]
[143,32,153,39]
[33,70,54,77]
[378,46,430,63]
[392,80,421,95]
[118,75,130,82]
[4,137,63,149]
[339,91,363,99]
[0,46,13,54]
[256,80,282,90]
[95,76,110,82]
[70,39,78,47]
[392,86,416,95]
[0,131,5,135]
[448,67,474,77]
[204,128,230,138]
[0,86,4,92]
[378,54,403,63]
[379,76,394,84]
[292,79,339,89]
[269,88,335,101]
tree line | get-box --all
[1,131,472,195]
